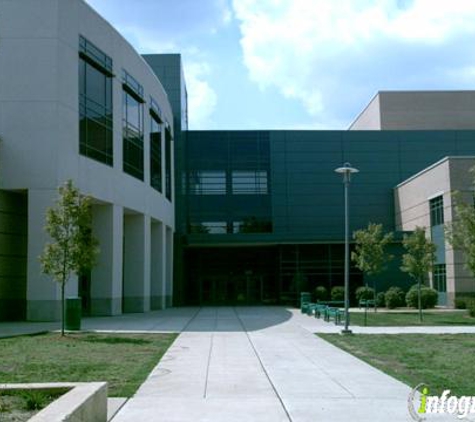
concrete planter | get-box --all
[0,382,107,422]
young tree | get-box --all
[351,223,394,306]
[401,227,436,322]
[445,184,475,281]
[40,180,99,336]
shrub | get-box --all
[405,285,438,309]
[454,298,467,310]
[469,305,475,318]
[315,286,328,302]
[355,286,375,302]
[331,286,345,301]
[384,287,405,309]
[376,291,385,307]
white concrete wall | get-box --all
[0,0,175,320]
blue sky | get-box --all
[84,0,475,130]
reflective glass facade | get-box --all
[150,114,162,192]
[79,36,113,165]
[122,71,145,180]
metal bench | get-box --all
[324,307,343,325]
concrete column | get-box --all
[151,221,165,310]
[144,214,151,312]
[26,189,61,321]
[165,226,174,307]
[90,204,123,315]
[123,213,149,312]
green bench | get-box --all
[313,304,328,319]
[359,299,376,308]
[324,307,343,325]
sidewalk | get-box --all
[111,307,416,421]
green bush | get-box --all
[331,286,345,301]
[384,287,405,309]
[355,286,375,302]
[315,286,328,302]
[469,305,475,318]
[376,291,385,307]
[454,298,467,309]
[405,285,438,309]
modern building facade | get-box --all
[0,0,175,321]
[1,1,475,320]
[395,156,475,305]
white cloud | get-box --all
[95,23,219,130]
[232,0,475,127]
[184,61,218,129]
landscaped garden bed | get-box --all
[0,388,66,422]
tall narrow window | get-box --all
[150,115,162,192]
[122,70,144,180]
[165,126,173,201]
[430,195,444,226]
[433,264,446,292]
[78,36,113,165]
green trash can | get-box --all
[300,292,311,313]
[65,297,81,331]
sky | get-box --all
[84,0,475,130]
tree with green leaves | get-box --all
[351,223,394,302]
[40,180,99,336]
[446,181,475,282]
[401,226,436,322]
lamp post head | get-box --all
[335,162,359,182]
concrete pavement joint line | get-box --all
[180,306,204,333]
[203,308,218,399]
[290,330,357,399]
[233,307,293,422]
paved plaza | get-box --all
[108,307,415,421]
[1,307,466,421]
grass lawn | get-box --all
[349,310,475,326]
[319,333,475,396]
[0,332,177,397]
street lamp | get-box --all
[334,162,359,334]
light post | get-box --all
[334,162,359,334]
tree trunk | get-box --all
[418,278,423,323]
[61,281,65,336]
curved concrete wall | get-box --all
[0,0,175,320]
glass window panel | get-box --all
[202,222,227,234]
[165,128,172,201]
[150,116,162,192]
[430,196,444,226]
[189,171,226,195]
[122,79,144,180]
[232,170,268,194]
[78,39,113,167]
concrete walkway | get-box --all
[111,307,416,421]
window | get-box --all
[433,264,446,292]
[165,126,173,201]
[79,36,113,165]
[122,70,144,180]
[235,217,272,233]
[150,113,162,192]
[232,170,268,194]
[430,195,444,226]
[189,171,226,195]
[189,221,227,234]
